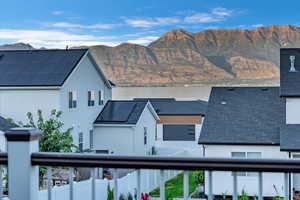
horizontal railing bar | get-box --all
[32,152,300,172]
[0,153,8,165]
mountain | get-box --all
[0,43,34,50]
[85,25,300,86]
[2,25,300,86]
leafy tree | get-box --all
[25,109,77,152]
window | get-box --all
[79,132,83,152]
[99,90,104,105]
[144,127,147,145]
[69,91,77,108]
[89,130,94,150]
[88,91,95,107]
[96,150,109,154]
[231,152,261,176]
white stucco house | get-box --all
[198,49,300,198]
[0,49,112,150]
[93,100,159,156]
[133,98,207,156]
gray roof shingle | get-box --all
[198,87,285,145]
[280,48,300,97]
[94,101,148,125]
[280,125,300,151]
[0,49,87,87]
[133,98,207,115]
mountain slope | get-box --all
[2,25,300,86]
[85,25,300,86]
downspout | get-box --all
[289,152,291,200]
[202,144,206,194]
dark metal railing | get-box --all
[32,152,300,172]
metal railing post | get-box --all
[136,169,141,200]
[113,169,118,200]
[183,171,189,200]
[160,170,165,200]
[5,128,41,200]
[258,172,263,200]
[232,172,238,200]
[208,171,213,200]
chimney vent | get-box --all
[289,55,297,72]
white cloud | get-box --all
[127,36,159,45]
[251,24,264,28]
[49,22,116,29]
[52,10,64,16]
[184,7,233,24]
[0,29,120,48]
[125,17,180,28]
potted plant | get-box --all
[107,185,114,200]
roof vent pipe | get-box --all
[289,55,297,72]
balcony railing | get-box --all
[1,128,299,200]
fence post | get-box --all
[5,128,41,200]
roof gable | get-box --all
[199,87,285,145]
[280,48,300,97]
[0,49,87,87]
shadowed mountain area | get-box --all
[3,25,300,86]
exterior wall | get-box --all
[286,98,300,124]
[93,126,135,155]
[157,115,202,124]
[60,55,112,149]
[155,115,204,156]
[0,89,60,124]
[134,105,157,156]
[0,131,6,151]
[204,145,289,197]
[93,105,157,156]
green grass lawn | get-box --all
[149,171,202,200]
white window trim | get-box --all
[231,151,262,177]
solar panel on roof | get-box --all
[99,102,136,122]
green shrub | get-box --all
[119,194,126,200]
[193,171,204,185]
[238,190,249,200]
[127,193,133,200]
[107,185,114,200]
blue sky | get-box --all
[1,0,299,48]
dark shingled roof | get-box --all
[199,87,285,145]
[280,125,300,151]
[0,49,87,87]
[0,116,14,132]
[133,98,207,115]
[94,100,148,125]
[280,48,300,97]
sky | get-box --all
[1,0,300,48]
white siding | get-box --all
[93,126,135,155]
[134,105,157,156]
[93,105,157,156]
[204,145,288,197]
[60,55,112,149]
[286,98,300,124]
[0,89,60,124]
[155,123,203,156]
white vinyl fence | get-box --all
[36,169,180,200]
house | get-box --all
[93,100,159,155]
[0,49,112,151]
[198,49,300,198]
[134,98,207,155]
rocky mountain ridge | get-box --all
[3,25,300,86]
